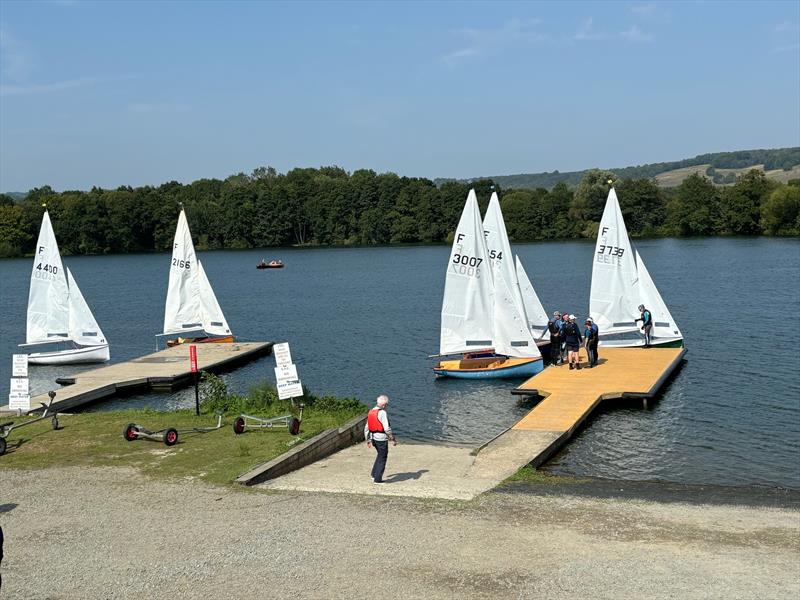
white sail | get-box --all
[515,255,549,338]
[635,250,682,342]
[164,209,203,335]
[589,188,640,335]
[492,263,540,358]
[67,268,108,349]
[482,192,524,311]
[439,189,494,355]
[197,260,231,336]
[163,208,232,337]
[26,211,70,344]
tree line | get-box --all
[1,166,798,258]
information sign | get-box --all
[12,354,28,377]
[274,364,298,382]
[273,342,292,367]
[10,377,28,395]
[277,379,304,400]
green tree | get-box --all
[666,173,720,236]
[761,185,800,235]
[570,169,618,228]
[615,178,666,236]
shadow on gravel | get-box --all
[0,504,18,514]
[498,477,800,510]
[385,470,430,483]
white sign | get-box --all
[273,342,292,367]
[8,393,30,411]
[12,354,28,377]
[10,378,29,395]
[277,379,304,400]
[274,364,298,382]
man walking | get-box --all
[584,318,599,368]
[364,394,396,484]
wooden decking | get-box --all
[512,347,686,433]
[3,342,273,414]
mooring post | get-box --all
[189,345,199,416]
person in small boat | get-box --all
[635,304,653,348]
[547,311,563,365]
[364,394,397,484]
[563,314,583,370]
[584,318,599,368]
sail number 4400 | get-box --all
[33,262,58,279]
[172,258,191,269]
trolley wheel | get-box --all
[164,428,179,446]
[0,437,6,456]
[288,417,301,436]
[51,416,60,430]
[123,423,139,441]
[233,417,246,435]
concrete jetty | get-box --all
[4,342,272,414]
[260,347,686,500]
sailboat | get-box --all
[515,255,550,342]
[433,190,544,378]
[21,210,110,364]
[589,188,683,348]
[160,207,233,346]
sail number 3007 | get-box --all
[172,258,191,270]
[451,253,483,277]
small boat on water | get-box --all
[159,207,234,348]
[589,188,683,348]
[20,210,110,364]
[256,259,283,269]
[434,190,544,379]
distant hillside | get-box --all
[437,147,800,189]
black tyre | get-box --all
[51,416,59,430]
[288,417,301,436]
[0,437,6,456]
[123,423,139,442]
[164,428,179,446]
[233,417,245,435]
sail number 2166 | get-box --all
[172,258,191,269]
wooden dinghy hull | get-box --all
[434,356,544,379]
[166,336,235,347]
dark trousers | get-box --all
[587,343,598,366]
[643,325,652,346]
[550,336,561,364]
[371,440,389,482]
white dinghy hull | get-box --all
[28,344,110,365]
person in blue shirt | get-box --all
[562,314,583,370]
[584,318,599,368]
[635,304,653,347]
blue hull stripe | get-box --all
[434,359,544,380]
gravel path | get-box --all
[1,466,798,599]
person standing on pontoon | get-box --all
[563,315,583,370]
[547,311,563,365]
[635,304,653,348]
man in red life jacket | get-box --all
[364,394,396,484]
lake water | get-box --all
[1,238,798,490]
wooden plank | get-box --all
[3,342,273,414]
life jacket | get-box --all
[642,310,652,326]
[367,408,385,433]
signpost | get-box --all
[9,354,30,412]
[189,345,200,415]
[273,343,302,403]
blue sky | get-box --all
[1,0,798,192]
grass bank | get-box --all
[0,375,366,487]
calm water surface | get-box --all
[1,238,798,489]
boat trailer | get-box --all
[0,391,60,456]
[123,411,225,447]
[233,404,303,436]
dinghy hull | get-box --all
[434,356,544,379]
[166,335,235,347]
[28,344,110,365]
[598,337,684,349]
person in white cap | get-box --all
[562,314,583,370]
[364,394,397,484]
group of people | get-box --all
[547,311,599,370]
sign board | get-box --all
[274,364,298,382]
[12,354,28,377]
[10,377,29,395]
[189,345,198,373]
[273,342,292,367]
[8,393,30,411]
[277,379,303,400]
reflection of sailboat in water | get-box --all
[160,207,234,347]
[590,188,683,348]
[21,210,110,365]
[433,190,544,379]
